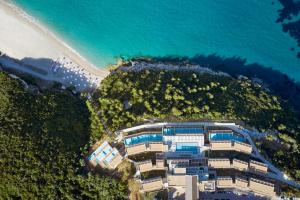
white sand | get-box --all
[0,0,109,91]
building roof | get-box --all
[141,177,163,192]
[88,140,123,169]
[185,175,198,200]
[168,175,187,186]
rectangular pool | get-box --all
[163,127,204,135]
[88,141,109,161]
[105,149,118,163]
[176,142,198,154]
[124,134,163,146]
[209,132,245,142]
[95,145,112,163]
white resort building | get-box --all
[89,122,283,199]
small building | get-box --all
[232,159,248,171]
[167,175,187,186]
[149,142,168,152]
[126,143,147,155]
[88,140,123,169]
[249,178,276,197]
[198,180,216,192]
[136,160,153,173]
[140,177,164,192]
[216,177,234,188]
[249,160,268,173]
[208,158,231,168]
[235,177,248,189]
[210,140,232,151]
[234,141,252,154]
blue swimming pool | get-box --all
[209,132,245,142]
[95,145,112,163]
[124,134,163,146]
[163,127,204,135]
[105,149,118,163]
[88,141,109,161]
[176,142,198,154]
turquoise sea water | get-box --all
[13,0,300,80]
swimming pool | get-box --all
[88,141,109,161]
[176,142,198,154]
[95,145,112,163]
[163,127,204,135]
[124,134,163,146]
[209,132,245,142]
[105,149,118,163]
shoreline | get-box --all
[0,0,109,91]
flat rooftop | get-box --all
[88,140,123,169]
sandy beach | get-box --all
[0,0,109,91]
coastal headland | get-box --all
[0,0,109,91]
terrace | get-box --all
[216,176,234,188]
[136,159,167,173]
[235,177,249,189]
[249,160,268,173]
[140,177,164,193]
[167,174,187,186]
[207,155,267,174]
[88,140,123,169]
[249,178,276,196]
[208,150,251,162]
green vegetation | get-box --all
[141,189,168,200]
[94,70,290,131]
[281,185,300,198]
[90,69,300,183]
[141,170,166,180]
[128,152,158,163]
[0,72,127,199]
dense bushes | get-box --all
[94,70,292,131]
[91,69,300,182]
[0,72,127,199]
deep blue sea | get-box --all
[13,0,300,80]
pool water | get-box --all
[13,0,300,81]
[176,142,198,154]
[88,141,109,161]
[209,132,245,142]
[105,149,118,163]
[95,145,112,163]
[163,127,204,135]
[124,134,163,146]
